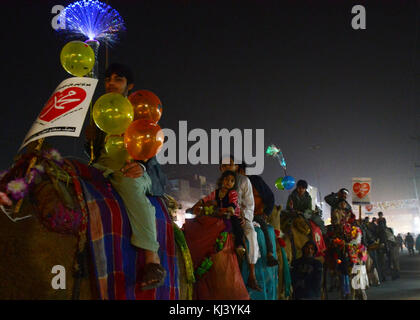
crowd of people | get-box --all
[280,186,420,299]
[360,213,420,286]
[396,232,420,256]
[67,62,420,299]
[0,54,418,300]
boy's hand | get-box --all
[238,210,246,226]
[193,205,203,216]
[121,161,144,178]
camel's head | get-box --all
[164,194,180,220]
[267,204,282,231]
[293,215,311,235]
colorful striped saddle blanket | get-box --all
[71,160,179,300]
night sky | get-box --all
[0,0,419,208]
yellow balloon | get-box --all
[105,135,130,164]
[93,93,134,134]
[60,41,95,77]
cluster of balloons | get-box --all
[275,176,295,191]
[60,40,95,77]
[93,90,164,162]
[59,40,164,162]
[266,144,294,191]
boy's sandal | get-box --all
[139,263,167,291]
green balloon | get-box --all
[93,93,134,135]
[275,177,285,190]
[105,135,130,165]
[60,41,95,77]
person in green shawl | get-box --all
[286,180,312,214]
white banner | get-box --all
[353,199,420,214]
[308,185,318,210]
[352,177,372,205]
[19,77,98,151]
[373,199,419,211]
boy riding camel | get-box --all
[85,63,165,290]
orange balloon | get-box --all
[124,119,164,161]
[128,90,162,123]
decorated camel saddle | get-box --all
[280,209,326,261]
[184,203,279,300]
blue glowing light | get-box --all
[57,0,126,46]
[279,156,287,169]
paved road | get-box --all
[367,250,420,300]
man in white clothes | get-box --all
[220,155,262,291]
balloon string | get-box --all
[276,155,287,176]
[85,40,99,166]
[88,101,95,165]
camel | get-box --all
[270,208,327,299]
[267,204,290,299]
[0,201,97,299]
[0,150,190,300]
[0,201,191,300]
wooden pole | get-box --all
[359,205,362,222]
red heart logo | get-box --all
[353,182,370,199]
[366,204,373,211]
[39,87,87,122]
